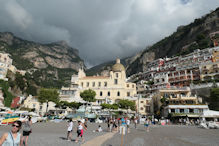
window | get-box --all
[127,92,130,96]
[117,92,120,96]
[180,109,184,113]
[104,82,107,87]
[87,82,89,87]
[146,106,150,113]
[98,82,101,87]
[140,107,144,111]
[116,73,119,78]
[92,82,95,87]
[171,109,175,113]
[100,91,103,96]
[175,109,180,113]
[127,84,129,88]
[33,104,36,108]
[81,82,84,87]
[189,109,194,113]
[132,85,134,88]
[114,79,118,84]
[140,101,144,103]
[194,109,199,113]
[39,106,43,111]
[108,92,110,96]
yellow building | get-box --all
[76,59,136,104]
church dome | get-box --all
[112,59,125,72]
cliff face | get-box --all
[0,32,85,88]
[126,7,219,76]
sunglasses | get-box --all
[12,124,20,128]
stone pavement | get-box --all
[102,125,219,146]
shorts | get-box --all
[23,131,31,136]
[77,129,83,137]
[144,124,149,127]
[127,125,129,128]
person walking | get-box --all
[134,117,138,129]
[120,117,126,135]
[67,119,73,141]
[144,118,150,132]
[109,118,113,132]
[0,120,22,146]
[75,120,87,143]
[126,118,130,133]
[21,116,32,146]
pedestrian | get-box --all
[75,120,87,143]
[134,117,138,129]
[126,118,130,133]
[21,116,32,146]
[84,118,88,129]
[114,118,118,131]
[0,120,22,146]
[120,117,126,135]
[67,119,73,141]
[95,125,103,132]
[109,118,113,132]
[144,118,150,132]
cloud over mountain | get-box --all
[0,0,218,67]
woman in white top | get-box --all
[0,120,22,146]
[75,120,87,143]
[67,119,73,141]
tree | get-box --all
[80,89,96,112]
[15,72,26,92]
[101,103,118,110]
[38,88,59,114]
[80,89,96,102]
[209,88,219,111]
[117,99,136,111]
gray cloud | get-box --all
[0,0,218,67]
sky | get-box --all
[0,0,219,68]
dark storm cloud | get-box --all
[0,0,219,67]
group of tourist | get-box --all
[66,118,87,143]
[0,116,32,146]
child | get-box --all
[97,125,102,132]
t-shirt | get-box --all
[98,127,102,132]
[78,124,83,130]
[67,122,73,131]
[126,119,130,125]
[121,118,126,125]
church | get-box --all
[60,59,137,105]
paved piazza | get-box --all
[0,122,219,146]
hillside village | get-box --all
[0,31,218,123]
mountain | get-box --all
[126,7,219,76]
[88,7,219,77]
[0,32,85,88]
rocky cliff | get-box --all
[126,7,219,76]
[0,32,85,88]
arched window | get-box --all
[100,91,103,96]
[108,92,110,96]
[117,91,120,96]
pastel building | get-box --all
[60,59,137,105]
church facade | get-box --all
[60,59,137,105]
